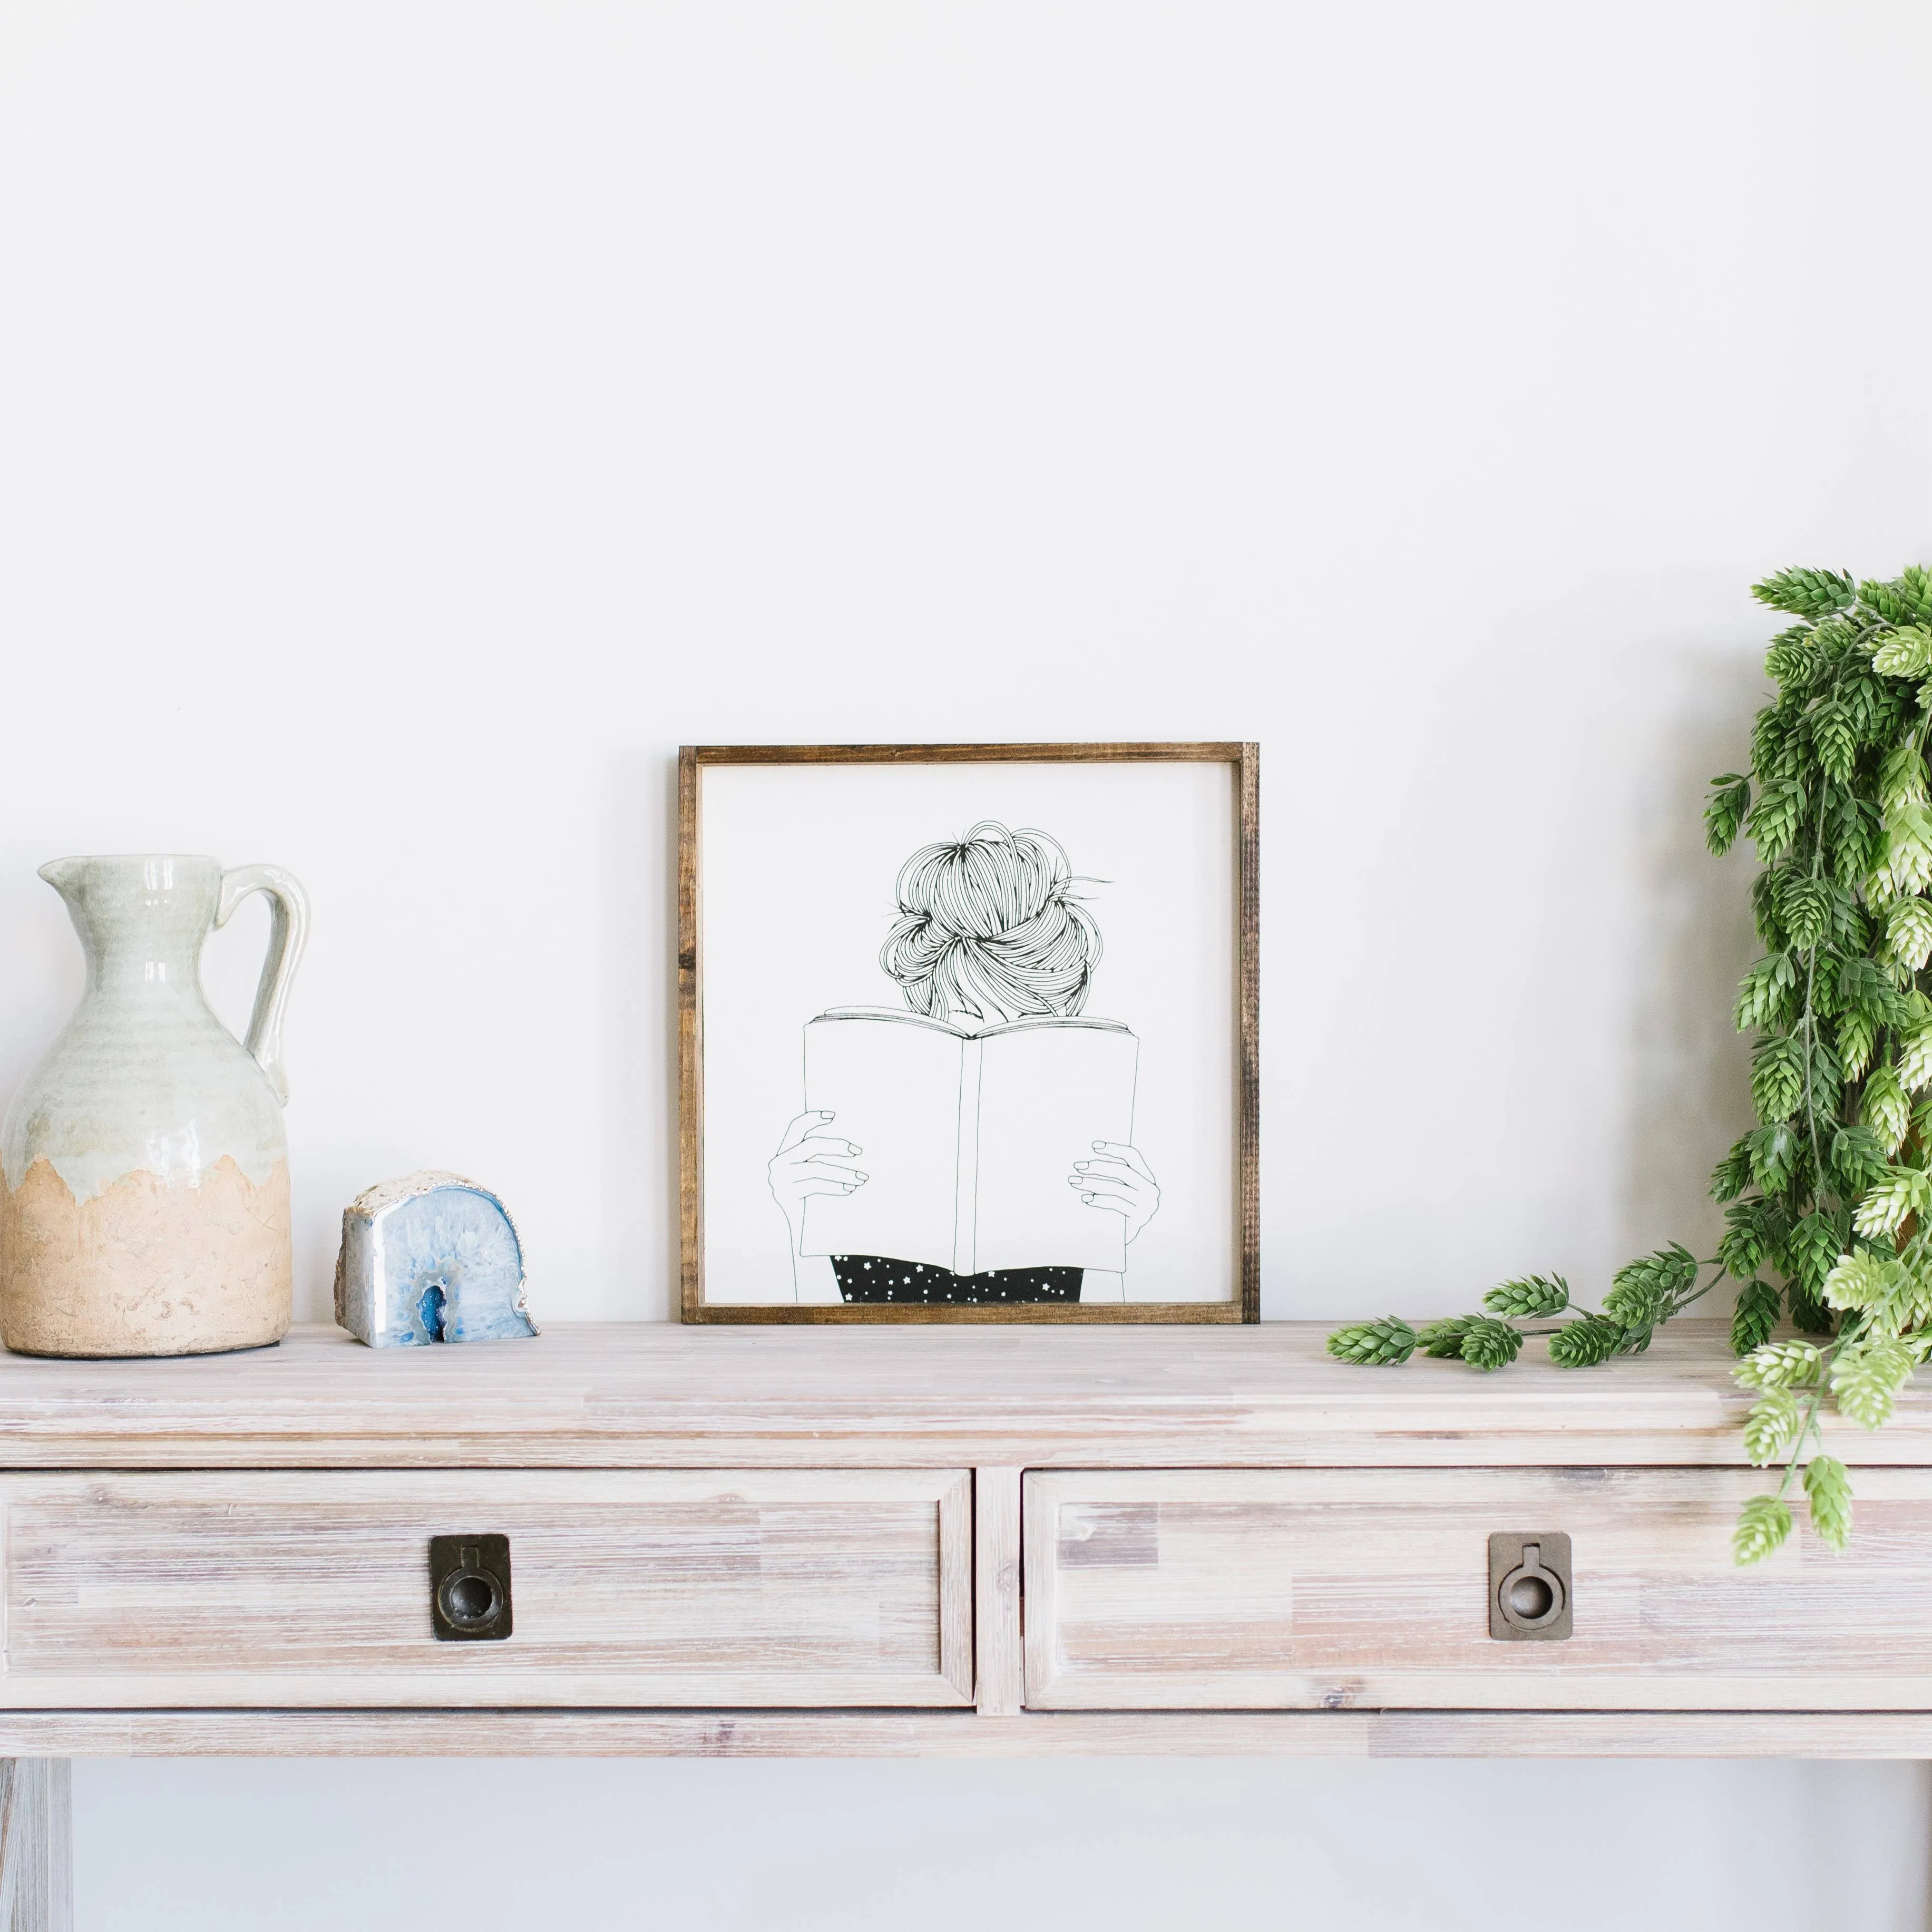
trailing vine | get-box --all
[1329,564,1932,1564]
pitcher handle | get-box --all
[216,863,311,1106]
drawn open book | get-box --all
[799,1006,1139,1276]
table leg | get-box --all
[0,1762,72,1932]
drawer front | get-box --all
[1024,1468,1932,1710]
[1,1470,973,1708]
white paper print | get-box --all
[700,760,1238,1305]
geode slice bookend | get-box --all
[334,1171,538,1346]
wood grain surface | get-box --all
[973,1467,1023,1715]
[3,1709,1931,1759]
[0,1761,69,1932]
[678,742,1260,1323]
[0,1320,1922,1471]
[0,1470,973,1710]
[1025,1467,1932,1711]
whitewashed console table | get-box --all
[6,1319,1932,1925]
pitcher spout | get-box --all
[37,856,85,900]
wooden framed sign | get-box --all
[679,744,1258,1323]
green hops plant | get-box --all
[1743,1391,1804,1466]
[1546,1318,1625,1367]
[1754,568,1856,618]
[1325,1319,1417,1365]
[1729,1280,1781,1355]
[1330,565,1932,1561]
[1830,1339,1915,1428]
[1706,775,1751,855]
[1417,1316,1476,1359]
[1733,1496,1794,1565]
[1803,1455,1853,1552]
[1458,1317,1524,1371]
[1483,1275,1569,1317]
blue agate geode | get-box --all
[334,1170,538,1346]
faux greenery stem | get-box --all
[1329,565,1932,1562]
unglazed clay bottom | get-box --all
[0,1155,292,1357]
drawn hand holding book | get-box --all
[1069,1140,1161,1243]
[767,1111,866,1260]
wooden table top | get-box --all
[0,1319,1918,1470]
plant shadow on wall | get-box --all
[1333,568,1932,1564]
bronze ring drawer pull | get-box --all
[430,1534,513,1641]
[1488,1531,1572,1641]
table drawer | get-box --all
[1,1470,973,1708]
[1023,1467,1932,1710]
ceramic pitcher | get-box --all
[0,854,310,1357]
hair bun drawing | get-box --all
[881,821,1102,1021]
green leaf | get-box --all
[1710,1140,1754,1203]
[1745,1121,1801,1194]
[1751,702,1789,777]
[1482,1274,1569,1318]
[1831,1337,1916,1428]
[1459,1316,1524,1371]
[1812,702,1858,783]
[1899,1021,1932,1093]
[1804,1027,1843,1121]
[1547,1317,1625,1368]
[1881,745,1931,813]
[1874,626,1932,678]
[1813,615,1858,658]
[1704,774,1752,856]
[1853,1165,1931,1240]
[1841,954,1910,1026]
[1733,1495,1794,1565]
[1743,1390,1804,1466]
[1746,777,1808,862]
[1869,1262,1932,1339]
[1861,579,1916,626]
[1753,568,1856,620]
[1863,1062,1911,1154]
[1784,1213,1842,1296]
[1326,1319,1417,1366]
[1821,1248,1893,1312]
[1836,1009,1877,1082]
[1602,1244,1699,1327]
[1750,1033,1806,1125]
[1764,628,1816,683]
[1882,800,1932,895]
[1828,1126,1888,1199]
[1802,1455,1853,1553]
[1888,897,1932,974]
[1718,1197,1781,1279]
[1777,874,1832,948]
[1789,1285,1836,1334]
[1841,676,1896,753]
[1729,1279,1782,1355]
[1415,1316,1476,1360]
[1735,953,1798,1032]
[1906,565,1932,618]
[1735,1339,1823,1390]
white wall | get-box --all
[4,1,1931,1925]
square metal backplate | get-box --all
[1487,1530,1572,1641]
[430,1533,513,1641]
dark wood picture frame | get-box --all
[679,743,1259,1323]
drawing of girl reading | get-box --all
[767,822,1161,1304]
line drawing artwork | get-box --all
[766,821,1162,1304]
